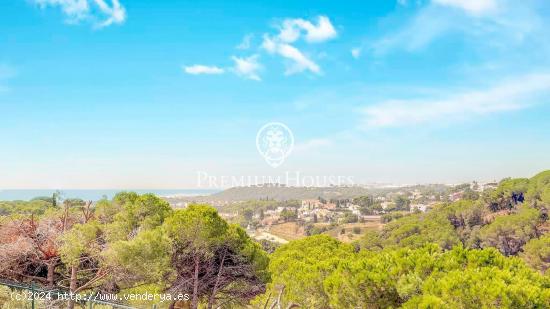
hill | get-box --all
[165,183,451,205]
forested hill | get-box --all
[260,170,550,307]
[358,170,550,257]
[0,170,549,308]
[210,185,372,201]
[172,183,449,203]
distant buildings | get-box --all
[301,199,323,209]
[410,203,428,212]
[449,192,463,202]
[202,181,495,233]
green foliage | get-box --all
[279,208,297,222]
[164,204,229,250]
[462,187,480,200]
[325,245,442,308]
[221,199,299,216]
[337,245,550,308]
[341,211,359,223]
[263,235,354,308]
[103,202,270,308]
[2,170,550,308]
[394,195,411,211]
[479,206,541,256]
[526,170,550,207]
[357,229,384,251]
[266,238,550,308]
[305,223,334,236]
[106,193,172,241]
[106,227,172,287]
[487,178,529,211]
[404,261,550,308]
[0,199,52,216]
[440,200,485,228]
[353,195,375,207]
[379,211,460,250]
[521,234,550,273]
[381,211,407,223]
[59,221,102,266]
[94,198,121,223]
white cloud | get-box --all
[259,15,335,76]
[370,0,546,56]
[93,0,126,28]
[371,5,456,54]
[32,0,126,27]
[277,43,320,75]
[433,0,497,15]
[262,35,320,75]
[183,56,261,80]
[236,34,253,50]
[351,48,361,59]
[277,16,337,43]
[296,16,337,43]
[231,55,262,81]
[183,65,225,75]
[361,73,550,127]
[34,0,89,20]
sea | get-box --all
[0,189,219,201]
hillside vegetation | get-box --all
[256,170,550,308]
[0,170,549,308]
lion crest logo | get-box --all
[256,122,294,168]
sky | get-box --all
[0,0,549,189]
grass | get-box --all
[268,222,305,241]
[268,218,385,243]
[324,221,384,242]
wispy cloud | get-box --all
[262,36,320,75]
[183,65,225,75]
[370,0,542,55]
[185,15,335,78]
[231,55,262,81]
[236,34,253,50]
[433,0,497,16]
[361,73,550,127]
[93,0,125,28]
[277,16,337,43]
[32,0,126,28]
[371,5,460,55]
[261,15,336,75]
[183,56,262,81]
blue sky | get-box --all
[0,0,549,189]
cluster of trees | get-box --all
[356,171,550,257]
[1,170,549,308]
[0,193,268,308]
[256,170,550,307]
[220,199,300,228]
[256,235,549,308]
[0,198,53,216]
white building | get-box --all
[410,204,428,212]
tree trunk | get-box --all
[207,250,226,309]
[46,260,56,288]
[68,265,78,309]
[191,256,200,309]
